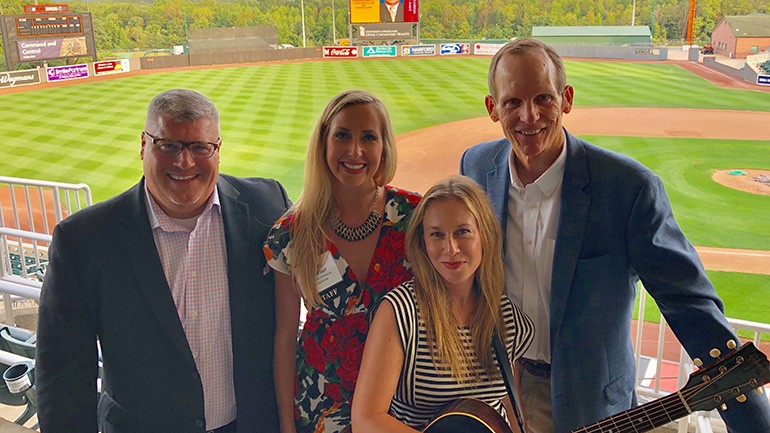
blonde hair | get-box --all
[405,175,505,380]
[287,90,398,307]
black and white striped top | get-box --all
[384,281,535,428]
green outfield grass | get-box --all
[634,271,770,341]
[582,136,770,250]
[3,58,770,201]
[2,56,769,325]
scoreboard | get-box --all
[1,9,96,71]
[16,15,83,38]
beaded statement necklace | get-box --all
[330,187,383,242]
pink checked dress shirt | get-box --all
[145,186,235,430]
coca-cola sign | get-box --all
[323,46,358,58]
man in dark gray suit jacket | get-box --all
[460,39,770,433]
[36,89,290,433]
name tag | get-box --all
[315,252,344,293]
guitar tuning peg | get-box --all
[726,339,736,349]
[693,358,703,367]
[709,348,721,358]
[720,403,728,411]
[736,394,747,403]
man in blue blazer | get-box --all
[460,39,770,433]
[36,89,290,433]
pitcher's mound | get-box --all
[712,169,770,196]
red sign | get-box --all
[24,4,69,14]
[323,46,358,58]
[403,0,419,22]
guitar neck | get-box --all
[572,392,691,433]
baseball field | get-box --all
[1,56,769,328]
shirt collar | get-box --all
[144,184,220,232]
[508,134,568,198]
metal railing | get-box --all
[0,176,92,235]
[634,283,770,432]
[0,176,91,325]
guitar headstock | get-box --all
[682,342,770,413]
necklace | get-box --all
[330,187,383,242]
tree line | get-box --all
[1,0,768,67]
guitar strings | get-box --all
[573,356,764,433]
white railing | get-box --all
[0,176,91,326]
[634,283,770,432]
[0,176,92,235]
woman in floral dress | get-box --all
[264,90,421,433]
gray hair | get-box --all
[146,89,219,125]
[488,38,567,99]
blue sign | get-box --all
[439,43,470,56]
[402,45,435,56]
[757,75,770,86]
[362,46,397,58]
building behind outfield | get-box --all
[711,15,770,59]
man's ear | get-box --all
[561,85,574,114]
[140,132,146,159]
[485,95,499,123]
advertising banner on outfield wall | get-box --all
[362,45,397,58]
[758,75,770,86]
[473,43,505,56]
[351,0,419,24]
[323,46,358,58]
[17,37,87,61]
[439,43,470,55]
[45,63,89,82]
[401,45,435,56]
[0,69,41,89]
[94,59,131,75]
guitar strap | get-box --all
[492,330,527,433]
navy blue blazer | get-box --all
[36,174,290,433]
[460,131,770,432]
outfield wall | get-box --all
[702,56,760,85]
[3,43,765,91]
[140,47,322,69]
[550,44,668,61]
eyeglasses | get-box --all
[143,131,221,159]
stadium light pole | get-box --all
[183,0,190,50]
[332,0,337,44]
[301,0,307,47]
[631,0,636,26]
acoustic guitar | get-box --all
[422,342,770,433]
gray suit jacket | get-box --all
[461,131,770,432]
[36,174,290,433]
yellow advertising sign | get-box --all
[350,0,379,24]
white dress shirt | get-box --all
[504,140,567,363]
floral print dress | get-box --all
[264,186,421,433]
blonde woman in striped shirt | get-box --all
[352,175,535,432]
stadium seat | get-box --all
[0,327,36,359]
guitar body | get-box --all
[422,398,514,433]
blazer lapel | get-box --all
[550,132,591,344]
[115,180,197,370]
[217,177,250,334]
